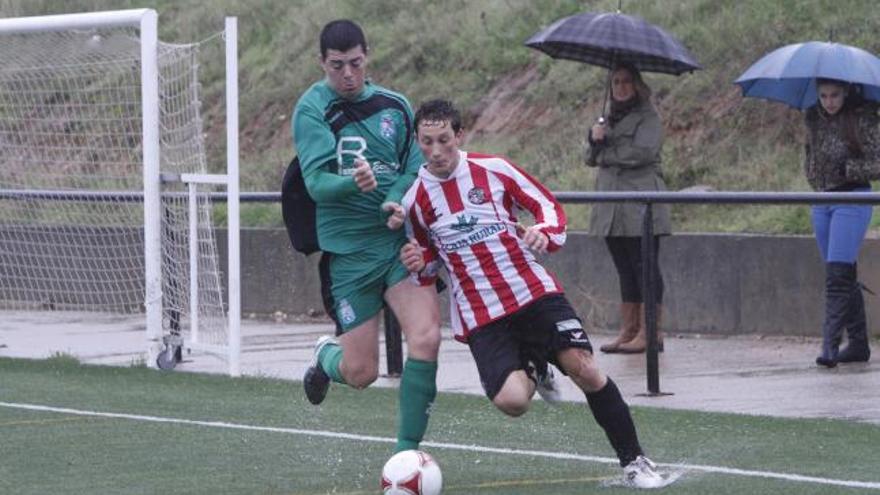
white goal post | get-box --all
[0,9,241,375]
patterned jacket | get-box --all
[804,102,880,192]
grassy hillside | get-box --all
[3,0,880,233]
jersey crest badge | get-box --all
[379,113,395,140]
[467,187,487,205]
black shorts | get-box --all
[467,293,593,400]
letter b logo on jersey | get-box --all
[337,136,367,176]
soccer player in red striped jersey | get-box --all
[398,99,670,489]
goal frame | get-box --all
[0,9,241,376]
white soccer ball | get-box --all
[381,449,443,495]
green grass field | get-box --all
[1,356,878,494]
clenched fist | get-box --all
[400,238,426,273]
[590,121,606,142]
[382,202,405,230]
[352,159,377,192]
[516,223,549,254]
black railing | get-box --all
[8,189,880,206]
[255,189,880,392]
[7,188,880,392]
[236,190,880,393]
[551,191,880,395]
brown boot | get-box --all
[618,304,665,354]
[600,302,640,353]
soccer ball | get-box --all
[381,449,443,495]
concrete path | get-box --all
[1,310,878,425]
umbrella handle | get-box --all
[602,52,616,120]
[601,70,611,120]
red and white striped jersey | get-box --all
[402,150,567,343]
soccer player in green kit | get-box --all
[292,19,441,453]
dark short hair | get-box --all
[415,99,462,133]
[319,20,368,59]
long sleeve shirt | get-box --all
[402,151,566,342]
[804,103,880,192]
[292,80,423,254]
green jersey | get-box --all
[292,80,423,254]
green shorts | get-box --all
[329,246,410,331]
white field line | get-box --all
[2,401,879,490]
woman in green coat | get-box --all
[584,63,671,354]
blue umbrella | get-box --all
[735,41,880,109]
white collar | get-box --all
[418,150,467,183]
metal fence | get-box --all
[6,188,880,394]
[238,189,880,394]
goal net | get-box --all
[0,10,240,374]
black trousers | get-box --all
[604,236,664,304]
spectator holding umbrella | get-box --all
[804,78,880,367]
[584,63,671,354]
[526,8,700,358]
[736,41,880,367]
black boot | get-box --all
[816,262,854,368]
[837,266,871,363]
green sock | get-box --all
[317,341,345,384]
[395,358,438,452]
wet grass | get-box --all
[0,356,878,494]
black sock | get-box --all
[585,377,644,467]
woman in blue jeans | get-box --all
[804,78,880,367]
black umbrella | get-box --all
[526,10,701,117]
[525,11,701,75]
